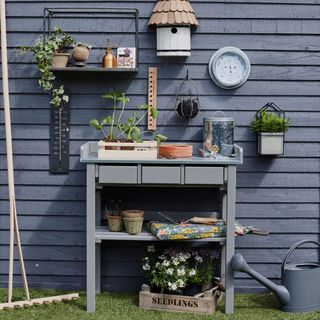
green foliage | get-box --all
[73,42,92,49]
[142,246,219,294]
[251,111,290,133]
[19,27,74,107]
[89,90,167,143]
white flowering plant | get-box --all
[142,245,219,294]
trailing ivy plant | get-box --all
[251,111,290,133]
[89,90,167,144]
[19,27,74,107]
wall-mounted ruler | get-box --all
[148,67,157,131]
[50,103,70,173]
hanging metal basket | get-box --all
[255,102,286,155]
[175,71,200,120]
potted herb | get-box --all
[19,27,74,107]
[72,42,92,66]
[89,90,167,159]
[251,102,290,155]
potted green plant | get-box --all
[72,42,92,66]
[139,246,221,314]
[19,27,74,107]
[89,90,167,159]
[251,103,290,155]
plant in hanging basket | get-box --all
[251,102,290,155]
[18,27,74,107]
[89,90,167,159]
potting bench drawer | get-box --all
[184,167,224,185]
[98,166,138,184]
[142,166,181,184]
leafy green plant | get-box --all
[73,42,92,50]
[19,27,74,107]
[89,90,167,144]
[142,246,219,294]
[251,111,290,133]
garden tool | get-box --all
[232,240,320,312]
[0,0,79,309]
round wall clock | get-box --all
[208,47,251,89]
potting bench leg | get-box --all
[95,189,101,294]
[224,166,236,314]
[87,164,96,312]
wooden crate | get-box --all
[98,140,157,160]
[139,284,221,315]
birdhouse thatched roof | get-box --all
[149,0,199,27]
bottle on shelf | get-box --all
[102,39,117,68]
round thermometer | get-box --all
[208,47,251,89]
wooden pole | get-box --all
[0,0,29,302]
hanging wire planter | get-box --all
[175,70,200,120]
[253,102,289,155]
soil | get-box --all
[102,138,135,150]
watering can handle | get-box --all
[281,240,320,273]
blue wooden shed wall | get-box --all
[0,0,319,292]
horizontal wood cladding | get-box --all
[0,0,319,293]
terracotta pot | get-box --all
[107,215,123,232]
[159,144,193,159]
[123,217,143,235]
[123,209,144,218]
[72,47,90,62]
[52,53,70,68]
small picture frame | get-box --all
[117,47,136,68]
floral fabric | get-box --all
[148,221,226,240]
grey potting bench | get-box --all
[80,142,243,314]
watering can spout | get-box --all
[231,254,290,306]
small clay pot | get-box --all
[122,209,144,218]
[72,47,90,62]
[159,144,193,159]
[107,215,123,232]
[123,217,143,235]
[52,53,70,68]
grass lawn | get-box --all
[0,289,319,320]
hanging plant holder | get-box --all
[175,71,200,120]
[255,102,287,155]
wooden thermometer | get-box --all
[148,67,157,131]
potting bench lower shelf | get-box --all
[80,142,243,314]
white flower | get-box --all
[171,283,177,291]
[162,260,170,267]
[178,254,187,262]
[159,255,166,260]
[177,268,186,276]
[189,269,196,276]
[177,279,185,288]
[172,258,180,266]
[166,268,174,275]
[147,245,155,253]
[195,256,203,263]
[168,282,172,287]
[142,263,150,271]
[155,262,160,268]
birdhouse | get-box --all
[148,0,198,56]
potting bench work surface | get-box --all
[80,142,243,314]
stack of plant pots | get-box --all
[107,209,144,235]
[123,210,144,235]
